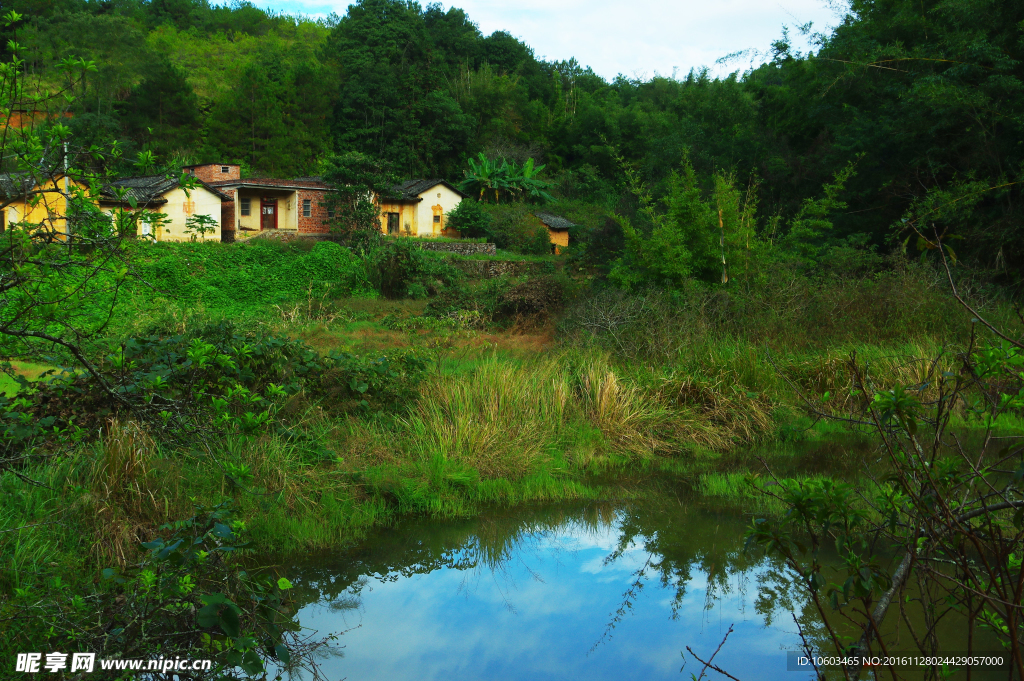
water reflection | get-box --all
[286,499,821,681]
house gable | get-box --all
[379,179,466,237]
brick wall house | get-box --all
[183,164,334,242]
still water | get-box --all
[280,431,1014,681]
[286,495,849,681]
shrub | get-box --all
[479,203,551,254]
[1,322,428,462]
[130,240,375,320]
[363,239,463,299]
[495,275,566,321]
[446,199,492,238]
[364,238,426,299]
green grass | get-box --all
[7,243,1022,590]
[0,361,55,397]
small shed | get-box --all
[534,212,574,254]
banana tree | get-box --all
[459,153,552,203]
[459,153,506,202]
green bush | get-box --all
[446,199,492,238]
[363,239,463,299]
[479,203,551,255]
[2,500,305,677]
[1,322,428,461]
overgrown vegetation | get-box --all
[4,0,1024,675]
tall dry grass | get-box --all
[86,420,164,565]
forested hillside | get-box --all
[4,0,1024,275]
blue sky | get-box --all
[259,0,848,81]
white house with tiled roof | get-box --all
[378,179,468,237]
[99,174,228,242]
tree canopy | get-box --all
[3,0,1023,277]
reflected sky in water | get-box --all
[290,503,814,681]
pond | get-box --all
[284,483,1007,681]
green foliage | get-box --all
[0,320,430,465]
[184,212,218,241]
[132,240,374,317]
[320,151,398,246]
[8,0,1024,278]
[445,198,493,238]
[118,57,201,158]
[3,500,308,675]
[205,40,337,176]
[361,238,463,300]
[779,162,857,263]
[610,160,760,287]
[322,0,476,177]
[478,203,552,255]
[747,332,1024,667]
[458,153,554,203]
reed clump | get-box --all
[86,420,163,565]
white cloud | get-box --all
[260,0,846,80]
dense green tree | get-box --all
[7,0,1024,278]
[322,0,475,177]
[205,44,336,176]
[119,58,200,158]
[320,151,398,244]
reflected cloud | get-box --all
[287,502,812,681]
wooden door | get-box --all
[261,198,277,230]
[387,212,400,235]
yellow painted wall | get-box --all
[233,191,296,239]
[2,177,81,238]
[151,186,223,242]
[378,184,463,236]
[378,201,417,235]
[548,228,570,253]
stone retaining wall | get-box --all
[448,259,555,278]
[416,241,496,255]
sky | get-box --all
[259,0,849,81]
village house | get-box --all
[379,179,468,237]
[0,174,79,237]
[99,174,228,241]
[183,164,334,242]
[533,212,574,253]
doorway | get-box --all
[261,198,277,230]
[387,212,400,235]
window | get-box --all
[433,215,441,223]
[221,166,229,174]
[326,205,335,218]
[302,199,311,217]
[240,198,251,216]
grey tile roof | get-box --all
[388,179,469,201]
[534,212,575,230]
[0,173,38,200]
[101,175,229,205]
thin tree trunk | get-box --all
[719,208,728,284]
